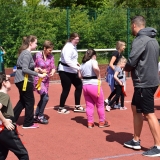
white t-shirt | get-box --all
[80,59,99,85]
[58,42,80,73]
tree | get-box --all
[48,0,116,8]
[0,0,23,5]
[115,0,160,8]
[25,0,41,6]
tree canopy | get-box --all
[47,0,160,8]
[0,0,160,67]
[48,0,116,8]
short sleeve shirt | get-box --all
[114,66,125,85]
[0,92,14,118]
[111,51,122,65]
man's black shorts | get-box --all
[131,86,158,114]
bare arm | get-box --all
[49,69,55,77]
[109,56,117,70]
[92,60,101,79]
[77,70,82,79]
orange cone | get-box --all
[156,89,160,98]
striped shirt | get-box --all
[14,49,38,83]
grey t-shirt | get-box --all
[14,49,38,83]
[114,66,125,85]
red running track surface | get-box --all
[6,78,160,160]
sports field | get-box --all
[7,78,160,160]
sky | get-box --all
[23,0,50,6]
[40,0,49,5]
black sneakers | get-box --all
[124,139,141,150]
[142,146,160,157]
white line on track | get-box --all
[90,152,143,160]
[44,98,160,110]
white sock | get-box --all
[133,139,139,142]
[155,146,160,149]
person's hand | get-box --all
[35,67,42,73]
[3,119,15,130]
[98,76,101,80]
[49,70,55,77]
[42,69,47,73]
[119,82,123,86]
[6,75,11,78]
[38,73,47,78]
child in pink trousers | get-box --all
[78,49,110,128]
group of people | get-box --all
[0,36,56,159]
[0,15,160,159]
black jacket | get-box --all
[124,27,159,88]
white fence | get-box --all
[31,48,116,53]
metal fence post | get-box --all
[127,8,130,77]
[66,6,70,39]
[127,8,130,58]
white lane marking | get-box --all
[91,152,143,160]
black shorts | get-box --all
[131,86,158,114]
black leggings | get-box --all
[108,89,119,104]
[108,85,124,107]
[14,81,35,127]
[59,71,82,107]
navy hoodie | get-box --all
[124,27,159,88]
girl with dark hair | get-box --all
[14,35,46,129]
[78,49,110,128]
[33,40,55,124]
[57,33,84,114]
